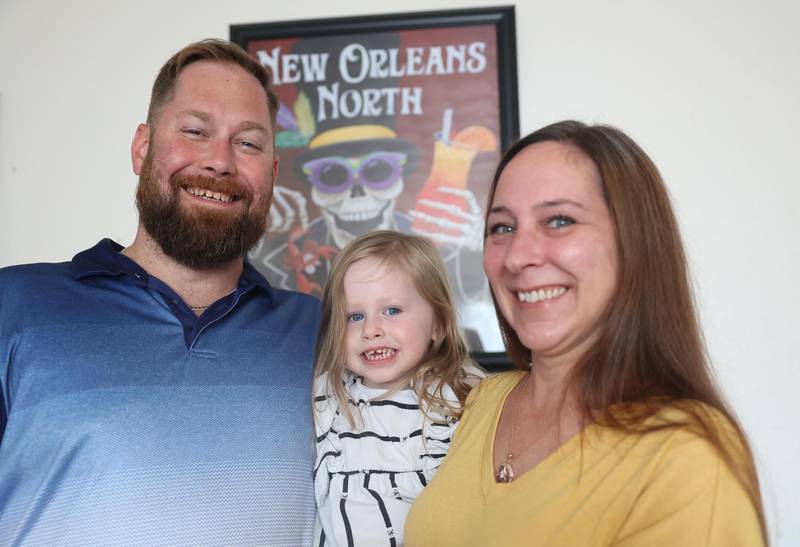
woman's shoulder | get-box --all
[648,401,742,441]
[605,400,748,468]
[593,401,755,501]
[606,402,764,546]
[463,369,525,409]
[473,369,525,394]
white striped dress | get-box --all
[313,374,459,547]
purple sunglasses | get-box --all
[301,152,407,194]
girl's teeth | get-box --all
[517,287,567,303]
[364,348,396,360]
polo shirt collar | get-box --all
[70,238,273,299]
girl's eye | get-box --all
[383,306,401,317]
[546,215,575,229]
[487,223,514,236]
[347,312,364,323]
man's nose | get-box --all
[202,138,236,177]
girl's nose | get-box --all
[361,317,384,340]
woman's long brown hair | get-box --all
[486,120,766,542]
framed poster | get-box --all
[232,6,518,365]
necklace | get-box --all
[188,287,236,312]
[495,374,571,483]
[119,248,223,314]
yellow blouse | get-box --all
[405,371,763,547]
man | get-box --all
[0,40,320,545]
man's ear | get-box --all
[272,154,280,181]
[131,123,150,175]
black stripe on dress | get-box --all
[389,472,403,501]
[424,435,452,444]
[364,473,398,547]
[338,428,423,443]
[347,398,420,410]
[416,471,427,487]
[317,528,326,547]
[340,474,354,547]
[314,451,341,480]
[330,469,416,477]
[316,426,339,443]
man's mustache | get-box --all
[170,172,253,204]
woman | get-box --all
[405,121,766,546]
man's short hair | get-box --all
[147,39,278,129]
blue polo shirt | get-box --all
[0,240,321,545]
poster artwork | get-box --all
[245,25,504,352]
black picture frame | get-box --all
[232,7,518,370]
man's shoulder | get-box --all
[0,240,119,290]
[0,260,74,290]
[0,261,77,331]
[267,286,321,308]
[264,285,322,316]
[254,286,322,334]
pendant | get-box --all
[495,461,515,483]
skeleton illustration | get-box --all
[302,150,407,249]
[250,109,502,350]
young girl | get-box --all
[313,230,483,547]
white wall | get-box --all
[1,0,797,543]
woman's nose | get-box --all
[504,228,546,273]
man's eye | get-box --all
[546,216,575,229]
[182,128,204,136]
[238,140,263,151]
[487,223,514,236]
[347,312,364,323]
[384,306,401,317]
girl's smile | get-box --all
[344,256,439,390]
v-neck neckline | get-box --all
[480,371,589,502]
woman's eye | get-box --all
[487,223,514,236]
[546,215,575,229]
[383,306,401,317]
[347,312,364,323]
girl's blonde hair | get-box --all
[314,230,476,427]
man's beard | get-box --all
[136,148,271,270]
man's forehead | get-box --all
[168,61,270,120]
